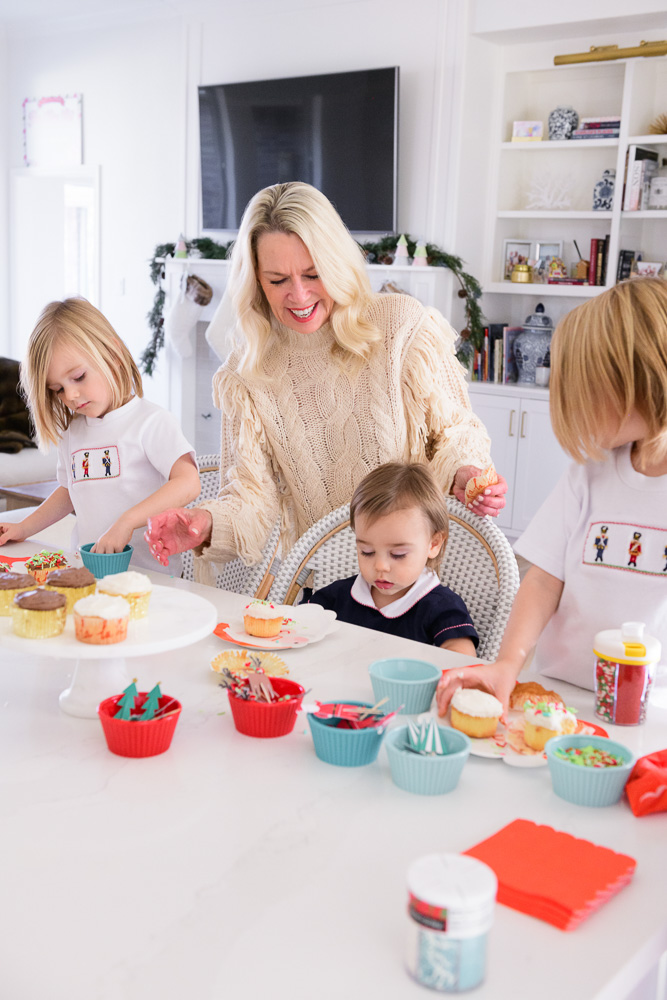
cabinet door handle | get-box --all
[201,412,212,420]
[520,411,527,438]
[508,409,516,437]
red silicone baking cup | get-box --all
[228,677,305,738]
[98,693,182,757]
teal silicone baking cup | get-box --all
[79,543,133,579]
[368,658,441,715]
[307,701,387,767]
[545,734,636,807]
[385,724,471,795]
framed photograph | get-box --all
[22,94,82,167]
[533,240,563,261]
[502,239,532,280]
[512,120,543,142]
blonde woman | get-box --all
[436,277,667,716]
[145,182,506,575]
[0,298,200,571]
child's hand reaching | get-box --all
[436,659,518,723]
[92,519,133,554]
[145,508,213,566]
[0,520,29,546]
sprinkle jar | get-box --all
[406,853,497,992]
[594,622,661,726]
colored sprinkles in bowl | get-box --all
[554,745,624,768]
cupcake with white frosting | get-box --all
[97,571,152,619]
[73,593,131,645]
[450,689,503,739]
[523,701,577,751]
[243,599,286,638]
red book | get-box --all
[589,239,599,285]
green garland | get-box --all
[141,234,484,375]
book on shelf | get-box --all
[588,239,599,285]
[502,327,522,384]
[622,145,659,210]
[547,277,589,285]
[571,128,620,139]
[579,116,622,126]
[616,249,638,283]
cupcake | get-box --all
[73,594,131,645]
[464,465,499,505]
[243,599,286,638]
[12,588,67,638]
[450,689,503,739]
[509,680,564,711]
[97,571,152,619]
[0,572,38,615]
[45,567,96,613]
[24,550,68,585]
[523,701,577,751]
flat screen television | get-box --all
[198,66,398,234]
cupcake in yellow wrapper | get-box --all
[523,702,577,751]
[0,572,38,616]
[12,588,67,638]
[450,688,503,739]
[96,571,152,619]
[45,567,96,613]
[242,599,287,638]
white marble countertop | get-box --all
[1,532,666,1000]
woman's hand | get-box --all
[144,507,213,566]
[435,659,517,722]
[452,466,508,517]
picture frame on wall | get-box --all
[502,239,532,280]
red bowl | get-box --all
[98,693,182,757]
[228,677,305,738]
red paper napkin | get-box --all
[625,750,667,816]
[464,819,636,931]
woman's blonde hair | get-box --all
[550,278,667,469]
[228,181,379,376]
[21,297,143,450]
[350,462,449,570]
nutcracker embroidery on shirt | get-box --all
[583,521,667,577]
[628,532,642,568]
[593,525,609,562]
[71,445,120,483]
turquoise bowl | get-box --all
[546,734,635,807]
[385,724,471,795]
[79,543,133,579]
[308,700,387,767]
[368,658,441,714]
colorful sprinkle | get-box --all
[554,745,624,768]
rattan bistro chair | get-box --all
[180,454,280,598]
[267,498,519,660]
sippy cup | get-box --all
[593,622,661,726]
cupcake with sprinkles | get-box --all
[523,701,577,751]
[243,599,287,638]
[24,549,68,585]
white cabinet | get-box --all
[468,383,571,537]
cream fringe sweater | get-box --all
[197,293,491,575]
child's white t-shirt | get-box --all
[56,396,195,573]
[514,443,667,690]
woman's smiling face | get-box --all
[256,231,334,334]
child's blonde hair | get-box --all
[228,181,380,377]
[21,298,143,450]
[350,462,449,570]
[550,277,667,470]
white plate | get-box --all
[455,710,608,766]
[215,604,339,650]
[0,585,217,660]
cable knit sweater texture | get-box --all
[197,293,491,574]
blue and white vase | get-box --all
[514,304,554,384]
[548,106,579,141]
[593,169,616,211]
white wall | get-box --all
[0,25,8,358]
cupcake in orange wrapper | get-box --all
[45,567,96,613]
[97,571,152,619]
[523,701,577,751]
[12,588,67,638]
[464,465,499,506]
[24,550,68,585]
[0,572,38,615]
[73,593,130,645]
[243,599,286,638]
[450,688,503,739]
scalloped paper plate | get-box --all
[214,604,339,650]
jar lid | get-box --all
[513,263,531,272]
[523,302,553,330]
[407,853,497,912]
[593,621,661,665]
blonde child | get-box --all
[0,298,200,572]
[436,277,667,717]
[309,462,478,653]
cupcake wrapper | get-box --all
[74,613,128,645]
[12,605,67,638]
[45,584,96,615]
[98,589,150,620]
[0,587,34,616]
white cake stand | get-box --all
[1,586,218,718]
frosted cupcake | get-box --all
[243,599,286,638]
[45,567,96,613]
[12,588,67,638]
[0,572,38,616]
[450,689,503,739]
[97,571,152,619]
[24,550,68,585]
[523,701,577,751]
[73,594,131,645]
